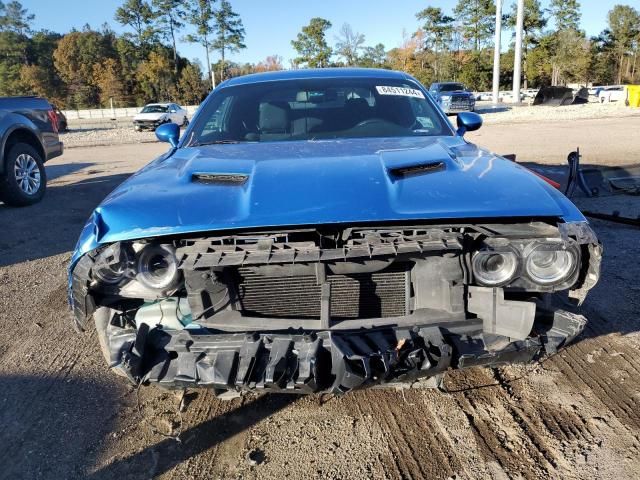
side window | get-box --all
[201,96,233,136]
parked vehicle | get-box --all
[0,96,63,206]
[133,102,188,131]
[70,69,601,397]
[598,86,627,104]
[428,82,476,113]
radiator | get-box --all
[235,265,409,320]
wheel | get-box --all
[182,116,189,127]
[134,126,142,132]
[0,142,47,206]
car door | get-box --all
[175,104,186,123]
[167,104,177,123]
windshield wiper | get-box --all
[194,139,242,146]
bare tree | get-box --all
[334,23,365,66]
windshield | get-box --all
[439,83,466,92]
[141,105,168,113]
[186,78,450,145]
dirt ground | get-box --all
[1,116,639,479]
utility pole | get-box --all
[492,0,502,104]
[512,0,524,104]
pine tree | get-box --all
[184,0,215,87]
[211,0,245,82]
[114,0,157,58]
[549,0,581,31]
[453,0,495,51]
[291,18,332,68]
[152,0,186,75]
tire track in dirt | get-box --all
[352,390,428,479]
[452,385,552,478]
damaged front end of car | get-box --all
[69,219,601,396]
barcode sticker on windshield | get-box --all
[376,86,425,98]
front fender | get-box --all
[0,112,44,174]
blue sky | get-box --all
[26,0,629,67]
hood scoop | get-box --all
[191,172,249,185]
[388,161,445,178]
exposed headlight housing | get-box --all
[472,249,518,286]
[136,244,180,290]
[472,239,580,289]
[525,244,577,285]
[92,243,132,284]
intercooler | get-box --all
[235,264,410,320]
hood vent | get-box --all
[192,172,249,184]
[388,161,445,178]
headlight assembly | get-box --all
[136,244,181,291]
[472,250,518,286]
[525,244,577,285]
[92,243,132,284]
[472,239,580,289]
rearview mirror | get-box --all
[456,111,482,137]
[155,122,180,148]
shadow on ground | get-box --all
[0,173,130,266]
[46,162,95,181]
[87,394,297,479]
[0,375,123,479]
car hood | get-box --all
[73,136,584,261]
[134,112,167,121]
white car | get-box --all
[133,103,189,131]
[598,86,627,103]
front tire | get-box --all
[0,143,47,206]
[182,116,189,127]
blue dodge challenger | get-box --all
[69,69,601,395]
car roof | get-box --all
[145,102,171,106]
[221,68,412,87]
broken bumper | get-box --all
[96,307,586,395]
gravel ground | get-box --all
[60,127,157,148]
[477,100,640,125]
[59,102,640,149]
[1,117,639,479]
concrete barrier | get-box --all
[62,104,200,120]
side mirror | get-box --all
[155,122,180,148]
[456,111,482,137]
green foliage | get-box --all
[177,62,207,104]
[0,0,33,34]
[358,44,388,69]
[453,0,495,51]
[114,0,157,57]
[152,0,186,73]
[416,7,454,51]
[184,0,215,86]
[607,4,640,83]
[291,17,333,68]
[211,0,245,80]
[0,0,637,109]
[549,0,581,32]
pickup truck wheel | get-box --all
[0,142,46,206]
